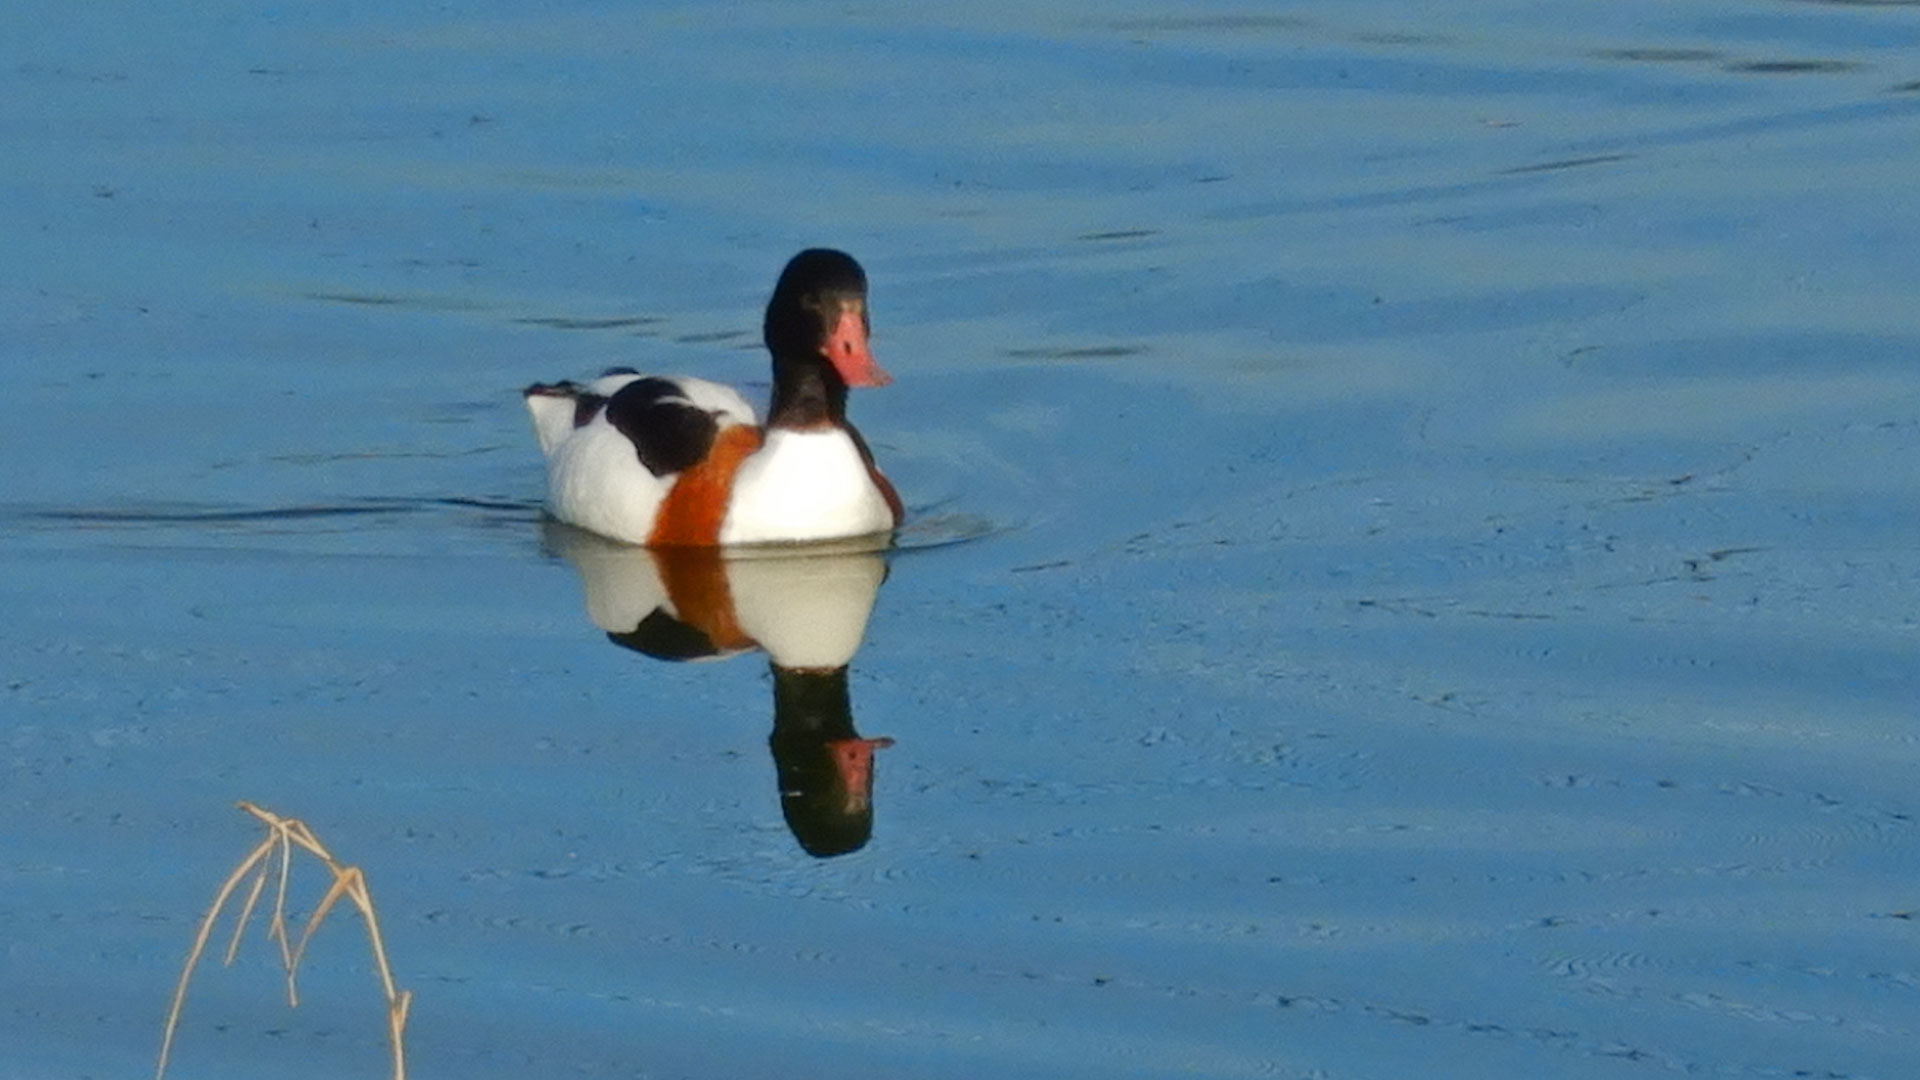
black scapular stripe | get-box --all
[604,377,719,477]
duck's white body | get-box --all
[526,373,898,547]
[523,249,903,549]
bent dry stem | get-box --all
[156,801,411,1080]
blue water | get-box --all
[5,2,1920,1078]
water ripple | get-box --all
[13,497,542,531]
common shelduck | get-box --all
[524,249,904,547]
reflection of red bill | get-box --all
[828,736,896,811]
[824,310,891,387]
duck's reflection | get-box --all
[544,523,894,858]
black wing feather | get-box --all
[604,377,720,477]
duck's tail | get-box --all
[523,381,598,456]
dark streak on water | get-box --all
[1590,48,1725,63]
[1075,229,1158,242]
[515,315,664,331]
[1108,15,1310,33]
[1496,153,1636,176]
[1001,345,1146,360]
[1727,59,1864,74]
[18,497,543,528]
[304,291,491,312]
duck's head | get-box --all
[763,248,891,388]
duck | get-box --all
[523,248,904,547]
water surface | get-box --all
[5,2,1919,1078]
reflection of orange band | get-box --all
[651,545,755,650]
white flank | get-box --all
[545,421,671,544]
[721,429,895,545]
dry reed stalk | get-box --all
[156,801,412,1080]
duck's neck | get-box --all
[766,354,848,431]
